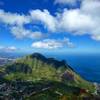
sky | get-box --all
[0,0,100,54]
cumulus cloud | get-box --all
[0,9,43,39]
[0,0,100,41]
[11,26,44,39]
[30,9,57,32]
[32,38,74,49]
[0,9,30,26]
[81,0,100,16]
[58,9,95,34]
[0,9,54,39]
[30,0,100,41]
[56,0,100,41]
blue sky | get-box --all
[0,0,100,54]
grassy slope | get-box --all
[2,54,96,96]
[25,81,93,100]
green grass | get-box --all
[3,53,96,96]
[25,81,93,100]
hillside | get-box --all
[0,53,96,99]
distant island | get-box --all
[0,53,100,99]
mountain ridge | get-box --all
[0,53,97,99]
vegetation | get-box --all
[0,53,96,99]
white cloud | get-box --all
[91,34,100,41]
[29,31,46,39]
[58,9,97,35]
[11,26,44,39]
[0,9,55,39]
[6,46,17,51]
[0,46,17,52]
[32,39,62,49]
[0,9,30,26]
[81,0,100,16]
[32,38,74,49]
[30,9,57,32]
[0,0,100,41]
[29,1,100,41]
[56,0,100,40]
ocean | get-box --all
[46,53,100,83]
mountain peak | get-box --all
[28,53,67,69]
[2,52,95,97]
[29,53,46,60]
[31,53,44,56]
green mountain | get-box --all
[0,53,96,99]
